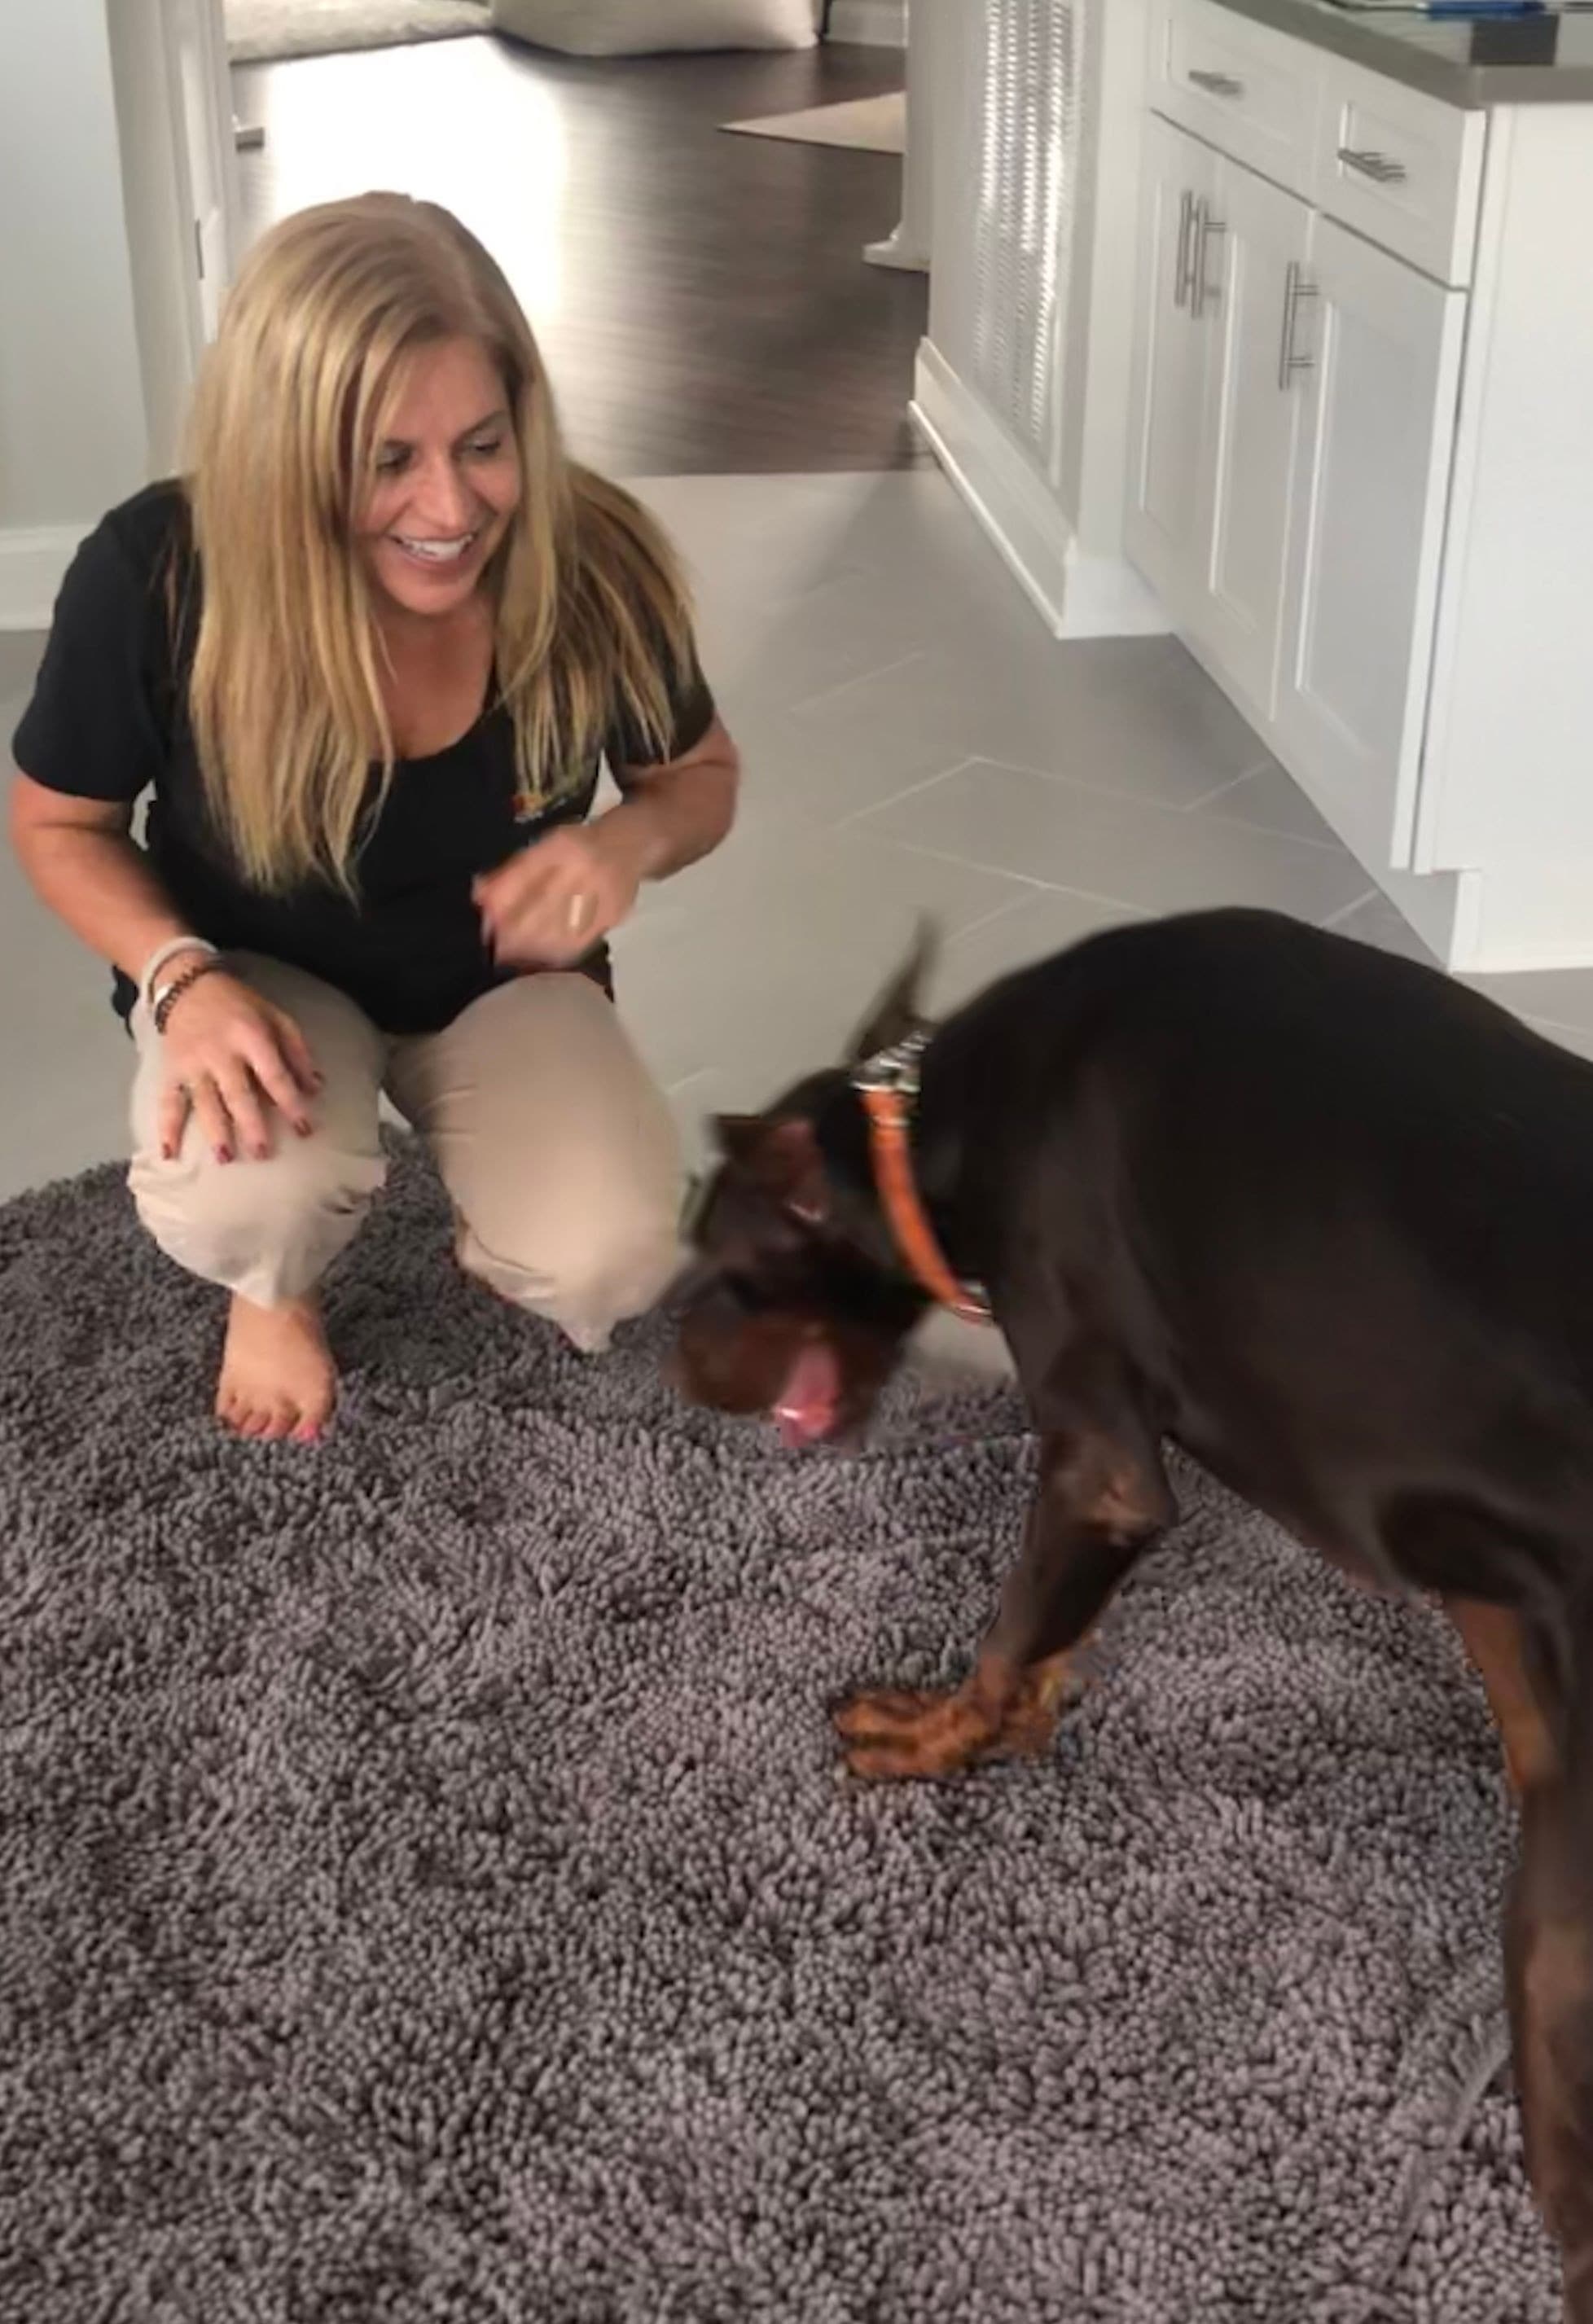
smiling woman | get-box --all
[7,192,739,1444]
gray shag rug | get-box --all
[225,0,489,66]
[0,1138,1563,2322]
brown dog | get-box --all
[670,909,1593,2317]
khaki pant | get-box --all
[128,956,682,1351]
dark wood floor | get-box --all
[234,34,926,476]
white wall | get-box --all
[0,0,152,626]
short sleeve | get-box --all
[603,619,718,778]
[10,518,171,804]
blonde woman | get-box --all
[7,195,738,1443]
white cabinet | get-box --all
[915,0,1593,969]
[1126,114,1219,616]
[1194,151,1311,717]
[1275,219,1467,874]
[1127,116,1311,720]
[1127,99,1471,927]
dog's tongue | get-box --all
[775,1340,842,1449]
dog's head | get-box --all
[669,932,937,1449]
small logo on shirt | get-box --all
[512,764,584,823]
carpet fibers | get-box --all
[0,1140,1561,2321]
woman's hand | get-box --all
[472,818,649,971]
[156,970,322,1164]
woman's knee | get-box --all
[129,1133,385,1306]
[456,1179,681,1350]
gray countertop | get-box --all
[1212,0,1593,103]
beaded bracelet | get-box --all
[138,933,218,1016]
[152,954,228,1036]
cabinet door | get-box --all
[1125,113,1219,623]
[1275,217,1467,870]
[1189,156,1311,717]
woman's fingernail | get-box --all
[160,1143,175,1162]
[296,1118,314,1138]
[216,1146,233,1164]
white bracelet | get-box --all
[138,935,218,1017]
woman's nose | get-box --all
[408,454,474,533]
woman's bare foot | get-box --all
[216,1293,336,1442]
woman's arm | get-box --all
[475,716,740,969]
[599,714,740,885]
[8,773,204,983]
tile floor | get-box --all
[7,461,1593,1214]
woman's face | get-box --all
[358,335,522,620]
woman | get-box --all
[7,193,738,1444]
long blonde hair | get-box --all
[182,192,694,892]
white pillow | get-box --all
[490,0,816,52]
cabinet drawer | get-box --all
[1314,57,1485,286]
[1149,0,1319,200]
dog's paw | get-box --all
[831,1686,946,1741]
[832,1684,986,1781]
[832,1669,1069,1782]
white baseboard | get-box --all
[827,0,906,46]
[911,340,1168,641]
[0,525,84,633]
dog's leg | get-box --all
[1511,1773,1593,2322]
[1445,1597,1593,2320]
[834,1346,1171,1781]
[1444,1596,1559,1800]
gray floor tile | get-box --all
[1466,965,1593,1037]
[856,759,1374,927]
[927,888,1145,1015]
[0,630,46,715]
[1193,758,1344,849]
[0,843,132,1202]
[1325,891,1439,966]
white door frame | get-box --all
[107,0,240,471]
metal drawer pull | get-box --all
[1193,205,1226,320]
[1174,189,1197,309]
[1337,146,1408,186]
[1278,261,1317,390]
[1188,68,1244,96]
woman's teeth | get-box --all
[394,532,478,564]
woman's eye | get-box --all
[374,449,408,476]
[466,436,503,460]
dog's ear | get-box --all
[845,919,938,1064]
[710,1114,829,1223]
[711,1114,769,1169]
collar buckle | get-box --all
[850,1028,931,1098]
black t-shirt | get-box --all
[11,481,715,1035]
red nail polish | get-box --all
[216,1146,233,1164]
[160,1143,175,1161]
